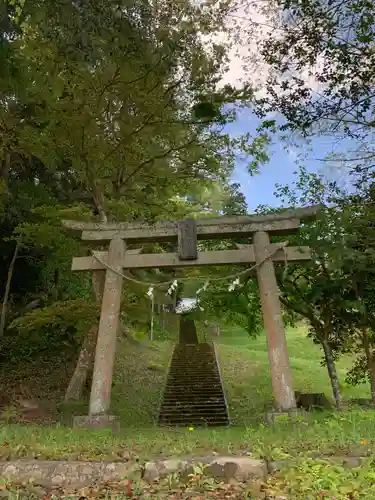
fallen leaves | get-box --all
[1,476,281,499]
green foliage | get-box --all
[269,167,375,400]
[198,277,263,336]
[9,299,97,336]
[270,457,375,499]
[3,299,98,361]
[1,0,249,224]
[257,0,375,178]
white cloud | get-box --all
[210,0,324,97]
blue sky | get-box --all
[227,108,351,211]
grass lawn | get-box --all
[0,409,374,461]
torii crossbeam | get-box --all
[63,206,318,428]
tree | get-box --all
[254,0,375,180]
[2,0,255,224]
[330,187,375,403]
[271,167,375,406]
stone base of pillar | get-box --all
[266,409,307,424]
[73,414,120,433]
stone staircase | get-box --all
[158,343,230,427]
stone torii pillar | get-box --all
[74,237,125,430]
[89,236,125,416]
[253,231,296,413]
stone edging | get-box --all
[0,455,367,488]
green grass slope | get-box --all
[60,336,174,425]
[217,326,369,425]
[111,337,173,425]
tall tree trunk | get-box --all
[321,337,343,409]
[361,327,375,404]
[369,355,375,406]
[0,241,19,337]
[51,269,60,301]
[0,152,10,180]
[64,270,105,401]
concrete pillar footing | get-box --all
[72,414,120,433]
[266,409,307,424]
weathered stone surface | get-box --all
[205,456,267,481]
[324,456,364,469]
[0,461,139,488]
[0,454,366,489]
[89,237,125,416]
[142,456,267,483]
[349,398,374,407]
[294,391,332,410]
[268,456,365,473]
[253,230,296,412]
[72,414,120,432]
[143,459,189,482]
[266,409,307,424]
[268,460,289,473]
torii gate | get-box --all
[63,206,318,428]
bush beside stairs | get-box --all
[158,343,230,427]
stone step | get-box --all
[167,377,219,382]
[160,407,227,414]
[160,412,228,418]
[160,408,227,415]
[163,394,225,399]
[163,390,224,395]
[171,355,215,360]
[162,403,226,408]
[163,388,223,393]
[169,367,216,372]
[169,364,217,369]
[166,373,220,378]
[164,384,222,389]
[159,418,229,427]
[164,390,222,394]
[159,416,229,423]
[167,374,220,378]
[173,343,212,349]
[165,382,221,386]
[171,358,215,362]
[166,380,221,385]
[168,370,220,380]
[161,401,227,407]
[159,413,229,420]
[162,396,225,401]
[168,376,220,383]
[172,352,214,357]
[163,396,225,401]
[158,342,229,428]
[170,364,216,367]
[160,416,229,423]
[162,398,225,403]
